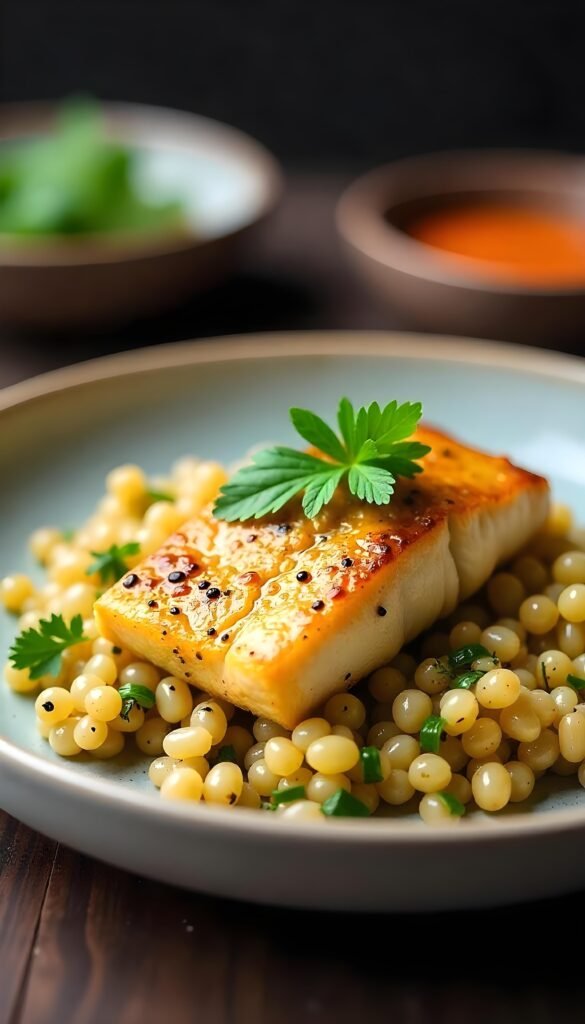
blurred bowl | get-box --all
[0,102,282,329]
[336,150,585,345]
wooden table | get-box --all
[1,175,584,1024]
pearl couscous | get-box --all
[3,457,585,826]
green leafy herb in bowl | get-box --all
[0,98,186,239]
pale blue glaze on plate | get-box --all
[1,332,584,910]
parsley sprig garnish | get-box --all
[86,542,140,583]
[9,613,88,680]
[213,398,430,521]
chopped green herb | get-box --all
[215,744,237,764]
[61,528,75,542]
[437,792,466,817]
[87,542,140,583]
[213,398,430,522]
[321,789,370,818]
[117,683,155,721]
[567,673,585,690]
[9,613,88,680]
[450,670,484,690]
[420,715,446,754]
[146,489,175,505]
[360,745,383,784]
[270,785,306,807]
[448,644,491,671]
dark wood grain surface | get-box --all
[1,175,584,1024]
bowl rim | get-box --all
[2,329,585,845]
[0,100,283,267]
[336,148,585,298]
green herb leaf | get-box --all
[215,744,237,764]
[270,785,307,806]
[360,745,383,784]
[321,788,371,818]
[9,613,88,680]
[567,674,585,691]
[117,683,155,722]
[61,528,75,542]
[146,489,174,505]
[213,397,430,523]
[450,670,484,690]
[87,542,140,583]
[437,792,466,817]
[420,715,446,754]
[448,644,492,671]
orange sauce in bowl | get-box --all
[407,203,585,286]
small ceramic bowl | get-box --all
[0,102,282,329]
[336,150,585,345]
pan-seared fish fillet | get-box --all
[95,427,549,727]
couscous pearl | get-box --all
[144,501,182,533]
[440,690,479,735]
[119,662,160,691]
[160,767,203,802]
[135,717,170,755]
[512,555,548,593]
[0,574,35,613]
[244,742,266,771]
[515,668,537,690]
[247,759,281,796]
[83,653,118,686]
[545,503,573,536]
[499,694,542,743]
[366,721,400,748]
[451,603,490,629]
[444,773,472,804]
[558,713,585,762]
[518,729,560,771]
[487,573,526,617]
[106,464,146,505]
[558,584,585,623]
[323,693,366,729]
[237,782,263,809]
[471,762,512,811]
[264,737,304,776]
[163,726,212,759]
[35,687,74,724]
[382,734,420,771]
[279,800,322,821]
[414,658,450,695]
[438,735,468,772]
[307,772,351,803]
[4,663,39,693]
[408,754,452,793]
[277,767,313,791]
[49,719,81,757]
[29,527,62,564]
[537,649,574,688]
[550,686,579,723]
[551,755,578,776]
[528,689,557,727]
[331,724,354,741]
[573,654,585,677]
[476,668,521,709]
[377,769,415,805]
[148,755,179,788]
[222,726,254,762]
[391,652,418,677]
[449,621,482,650]
[556,621,585,659]
[49,549,94,588]
[497,617,527,642]
[252,717,285,743]
[70,673,104,713]
[156,678,193,723]
[74,715,108,751]
[291,718,330,752]
[506,761,536,802]
[204,762,244,805]
[191,701,228,745]
[480,625,521,663]
[60,582,96,621]
[109,703,145,733]
[461,718,502,759]
[351,783,380,815]
[553,550,585,585]
[519,595,559,635]
[419,793,461,827]
[180,756,211,780]
[368,667,407,702]
[392,690,433,734]
[544,583,565,604]
[306,736,360,775]
[84,685,123,722]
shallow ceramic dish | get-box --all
[1,332,585,911]
[0,103,281,328]
[336,150,585,345]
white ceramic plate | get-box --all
[1,333,585,911]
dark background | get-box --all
[2,0,585,167]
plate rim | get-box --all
[2,328,585,846]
